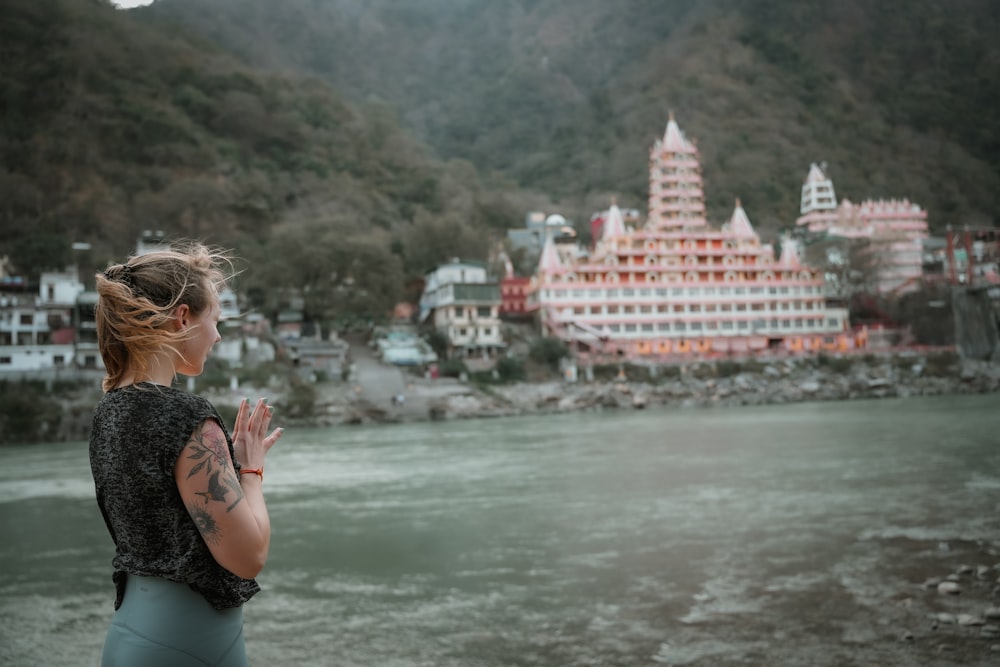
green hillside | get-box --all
[139,0,1000,231]
[0,0,532,321]
[2,0,998,327]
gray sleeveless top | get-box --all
[89,382,260,610]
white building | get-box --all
[419,259,505,358]
[795,163,929,295]
[0,270,84,374]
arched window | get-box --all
[565,273,577,283]
[761,270,775,281]
[724,271,738,282]
[685,271,699,282]
[723,255,736,266]
[607,272,619,283]
[685,255,698,265]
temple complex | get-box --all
[527,115,861,362]
[794,163,929,295]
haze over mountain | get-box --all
[2,0,997,323]
[137,0,1000,230]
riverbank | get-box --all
[232,351,1000,429]
[3,351,998,444]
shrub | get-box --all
[715,360,743,378]
[0,382,63,444]
[281,381,317,418]
[529,337,568,371]
[495,356,525,383]
[439,359,468,378]
[816,353,854,373]
[923,350,960,377]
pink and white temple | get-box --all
[526,115,864,362]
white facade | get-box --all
[0,344,76,371]
[420,259,504,357]
[0,270,86,373]
[795,164,929,295]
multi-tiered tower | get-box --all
[529,116,861,361]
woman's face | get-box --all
[177,296,222,377]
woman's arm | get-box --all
[176,399,281,579]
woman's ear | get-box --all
[174,304,191,330]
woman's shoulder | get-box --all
[102,383,221,425]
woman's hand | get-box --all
[231,397,283,470]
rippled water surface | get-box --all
[2,394,999,666]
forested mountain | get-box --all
[0,0,532,320]
[2,0,998,325]
[137,0,1000,230]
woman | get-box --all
[89,242,283,667]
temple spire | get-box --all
[779,235,801,266]
[801,162,837,214]
[728,199,755,237]
[601,201,626,240]
[663,113,687,152]
[538,234,562,272]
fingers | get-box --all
[234,398,282,458]
[250,398,271,435]
[264,426,283,447]
[234,397,250,433]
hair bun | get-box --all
[103,264,134,289]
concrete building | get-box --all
[419,259,505,358]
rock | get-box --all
[981,625,1000,639]
[935,613,957,624]
[800,380,821,393]
[958,613,984,626]
[937,581,961,595]
[985,607,1000,620]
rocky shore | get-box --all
[273,353,1000,428]
[6,351,998,444]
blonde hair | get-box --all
[95,242,233,392]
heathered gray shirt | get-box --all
[89,382,260,610]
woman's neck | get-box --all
[118,354,177,388]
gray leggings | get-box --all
[101,575,249,667]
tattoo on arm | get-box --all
[187,502,222,545]
[185,426,245,512]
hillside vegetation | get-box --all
[138,0,1000,230]
[1,0,997,327]
[0,0,530,322]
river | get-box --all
[1,394,999,666]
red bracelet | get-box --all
[239,467,263,481]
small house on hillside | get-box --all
[419,258,505,359]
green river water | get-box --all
[1,394,999,666]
